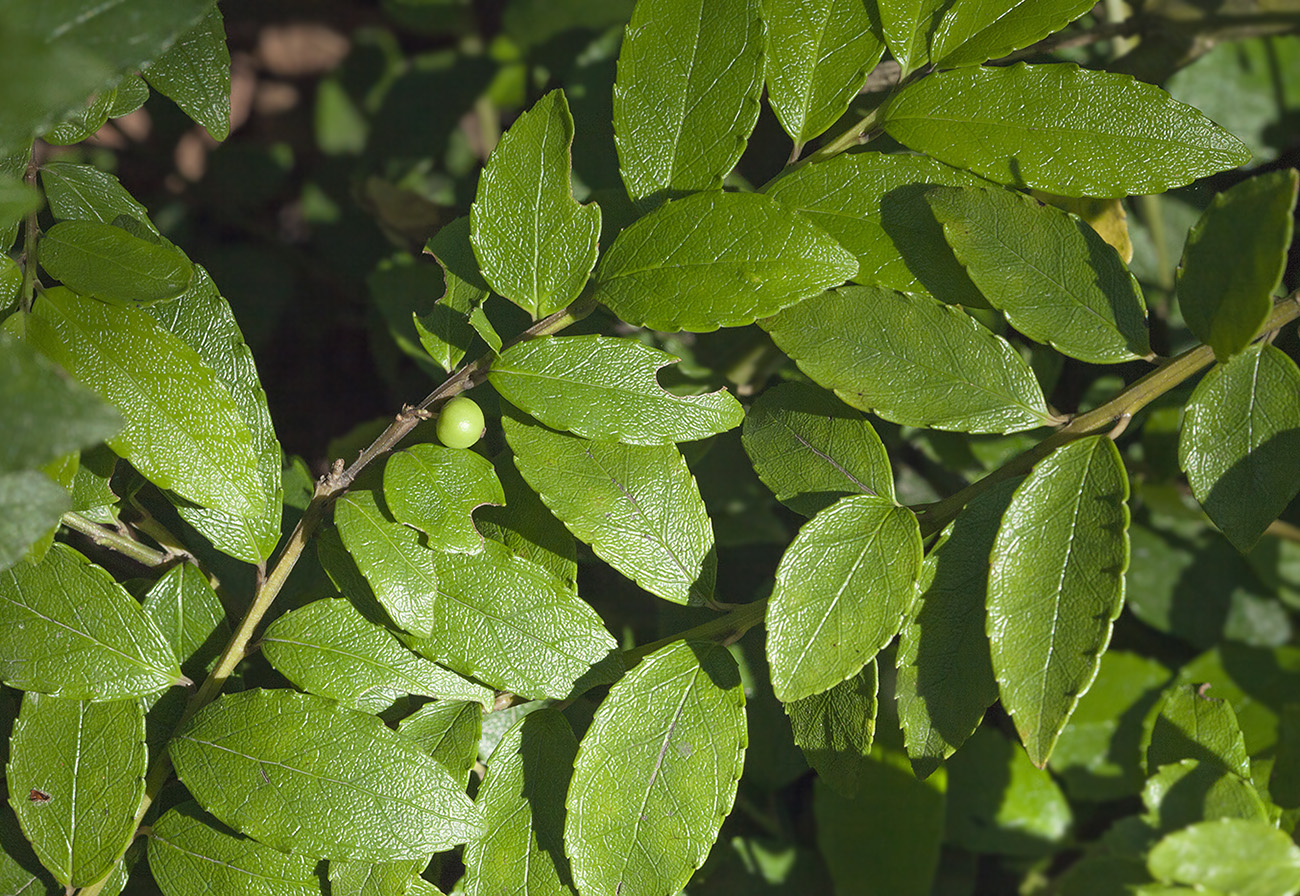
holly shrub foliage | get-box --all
[2,0,1300,894]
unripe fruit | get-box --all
[436,395,485,449]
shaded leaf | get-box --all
[883,63,1251,198]
[477,451,577,592]
[930,0,1094,67]
[384,444,504,555]
[766,495,922,702]
[1146,684,1251,780]
[876,0,945,73]
[491,336,743,445]
[141,561,229,678]
[592,190,858,332]
[398,701,483,786]
[0,472,70,572]
[566,641,746,896]
[763,285,1053,433]
[988,436,1130,767]
[785,662,877,797]
[1143,760,1268,832]
[142,6,231,140]
[418,217,487,373]
[1179,344,1300,552]
[171,689,482,861]
[39,220,192,306]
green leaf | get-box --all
[328,859,424,896]
[613,0,764,207]
[928,185,1150,363]
[1147,819,1300,896]
[896,479,1013,779]
[335,489,439,637]
[40,161,157,233]
[171,689,482,861]
[263,598,493,714]
[763,0,884,145]
[1143,760,1269,831]
[141,562,230,678]
[463,709,577,896]
[0,472,70,572]
[763,285,1053,433]
[503,412,716,606]
[39,220,192,306]
[1179,344,1300,552]
[0,328,122,474]
[41,89,114,146]
[403,541,619,700]
[813,750,946,896]
[0,543,183,699]
[148,802,321,896]
[876,0,945,73]
[5,693,145,886]
[150,267,283,563]
[882,63,1251,198]
[418,217,487,373]
[930,0,1095,67]
[592,190,858,332]
[785,662,877,797]
[0,177,42,243]
[741,382,893,516]
[766,495,922,702]
[142,6,231,140]
[108,73,149,119]
[764,151,989,306]
[988,436,1130,767]
[383,444,504,555]
[1177,169,1298,361]
[398,701,483,786]
[566,641,746,896]
[945,725,1072,855]
[490,336,744,445]
[27,287,265,519]
[477,451,577,592]
[470,90,600,318]
[1147,684,1251,780]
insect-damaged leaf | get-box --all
[566,641,745,896]
[171,689,482,861]
[988,436,1130,767]
[384,444,504,555]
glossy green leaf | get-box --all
[491,336,743,445]
[5,693,145,886]
[1143,760,1268,833]
[108,72,149,118]
[741,381,894,516]
[876,0,944,73]
[384,444,504,555]
[945,725,1072,855]
[463,709,577,896]
[263,598,492,713]
[418,217,487,373]
[763,0,883,145]
[1179,344,1300,552]
[0,178,41,245]
[896,479,1013,779]
[1147,684,1251,780]
[477,451,577,592]
[398,701,483,786]
[40,161,157,233]
[45,89,119,148]
[988,436,1130,767]
[614,0,764,207]
[785,662,877,797]
[763,285,1053,433]
[1050,650,1169,802]
[0,543,183,699]
[0,254,20,303]
[0,328,121,474]
[766,495,922,702]
[1147,819,1300,896]
[149,267,283,563]
[504,413,716,605]
[471,90,600,318]
[764,151,988,305]
[883,63,1251,198]
[0,472,70,572]
[1177,169,1298,361]
[39,220,192,306]
[172,689,482,861]
[930,0,1094,67]
[403,540,619,700]
[141,561,229,678]
[148,802,321,896]
[814,750,946,896]
[328,859,424,896]
[566,641,746,896]
[592,190,858,332]
[142,6,231,140]
[928,185,1150,363]
[27,287,264,519]
[335,489,439,637]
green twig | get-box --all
[60,512,173,568]
[18,152,40,314]
[623,599,768,669]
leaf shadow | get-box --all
[1202,427,1300,552]
[880,184,987,308]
